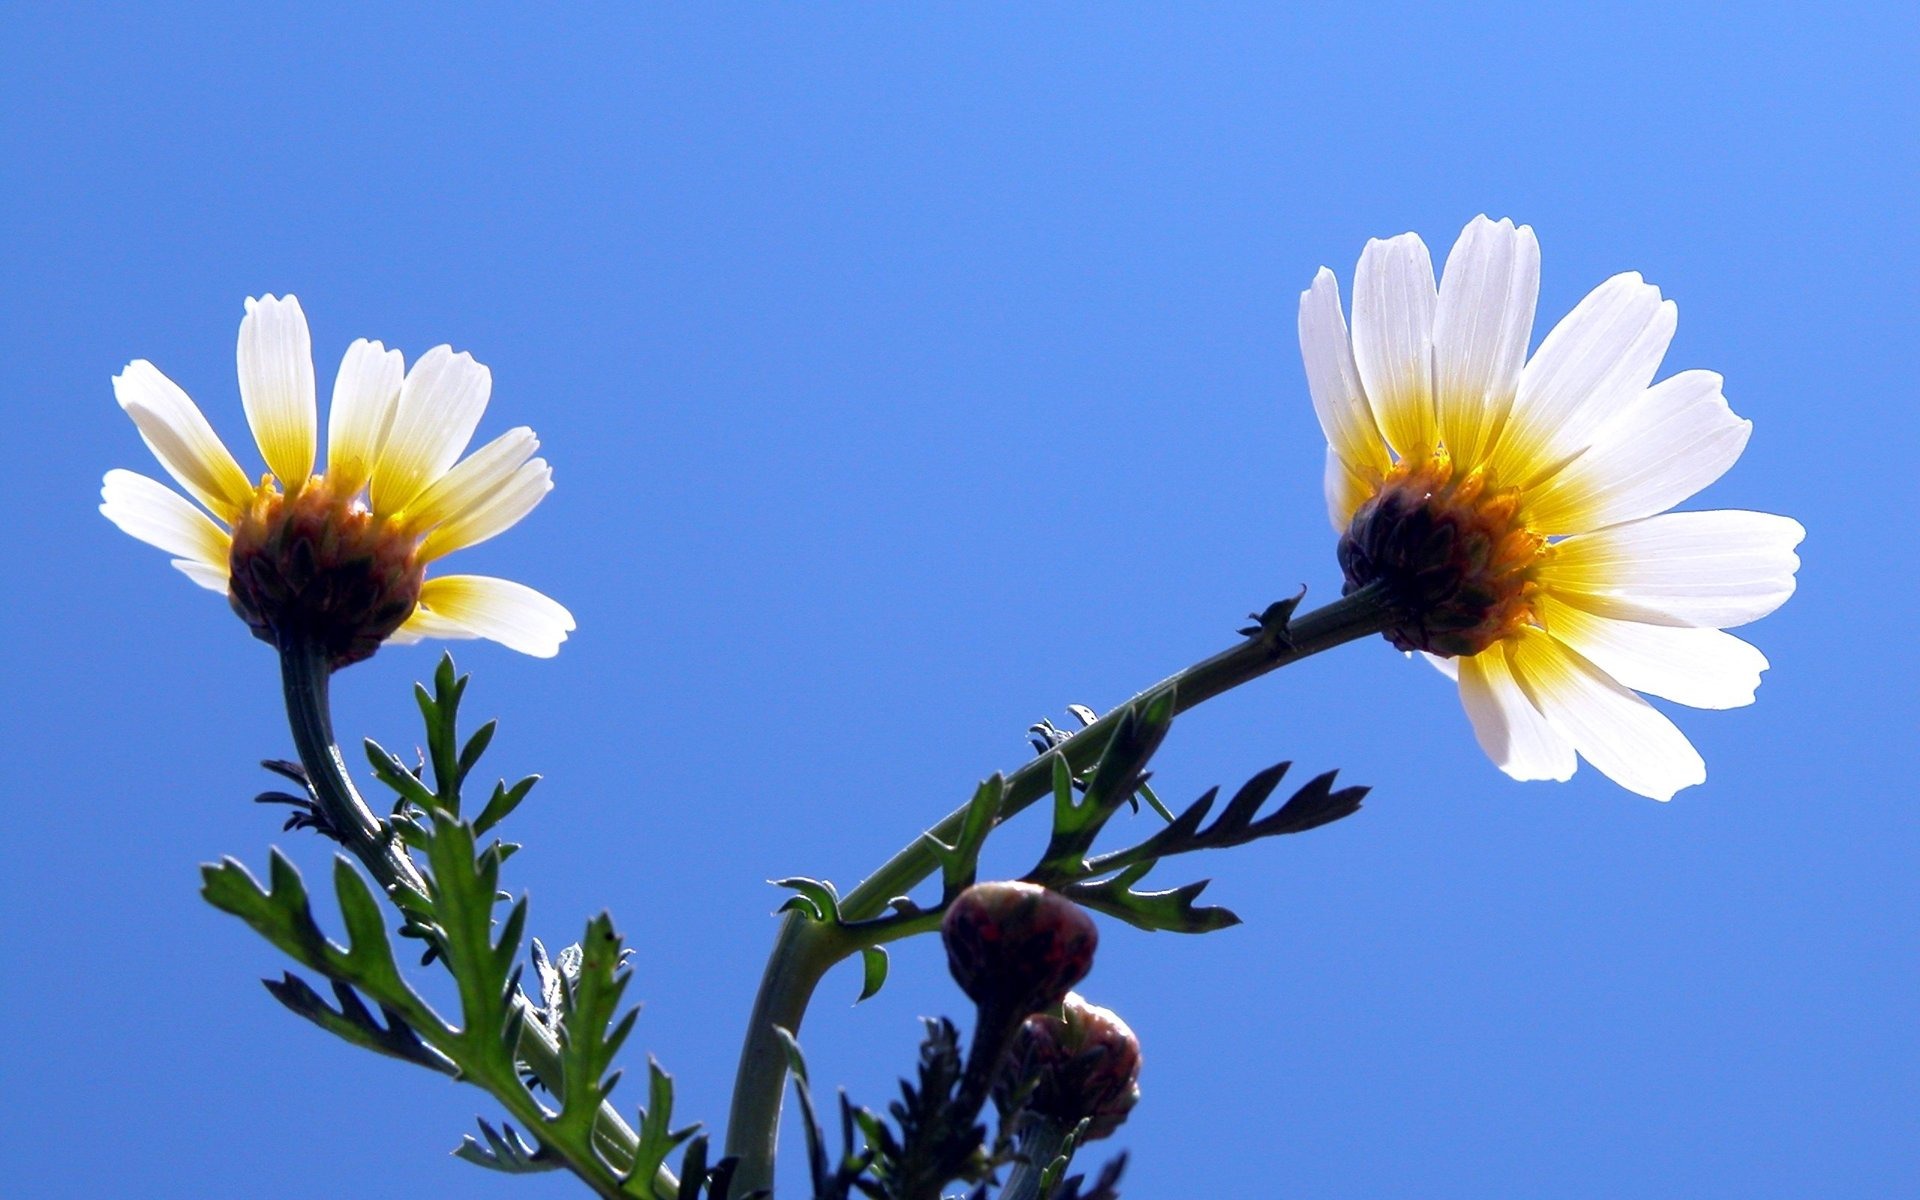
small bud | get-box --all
[227,477,424,668]
[942,882,1098,1019]
[997,993,1141,1140]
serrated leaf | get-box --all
[1032,692,1175,883]
[365,738,438,812]
[263,974,456,1074]
[455,1117,561,1174]
[627,1058,701,1196]
[331,857,407,996]
[472,776,539,836]
[1062,865,1241,934]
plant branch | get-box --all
[275,640,676,1197]
[723,584,1395,1193]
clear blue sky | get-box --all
[3,5,1913,1197]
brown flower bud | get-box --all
[227,476,424,669]
[996,993,1141,1140]
[942,882,1098,1019]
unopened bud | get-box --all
[997,993,1141,1140]
[942,881,1097,1019]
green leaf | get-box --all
[774,1026,810,1088]
[458,719,498,788]
[856,946,888,1003]
[772,876,841,925]
[364,738,438,812]
[454,1118,560,1174]
[926,774,1004,903]
[1061,862,1241,934]
[473,776,539,836]
[627,1058,701,1197]
[263,973,456,1074]
[331,857,408,997]
[1032,691,1175,882]
[1078,761,1368,879]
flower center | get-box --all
[227,476,425,669]
[1336,451,1546,658]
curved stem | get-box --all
[277,641,674,1197]
[279,639,427,895]
[723,586,1393,1193]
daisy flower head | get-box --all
[1299,217,1803,800]
[101,295,575,668]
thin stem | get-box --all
[276,641,674,1197]
[723,585,1394,1193]
[279,639,427,895]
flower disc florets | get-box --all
[1337,451,1544,658]
[995,993,1142,1141]
[228,476,424,668]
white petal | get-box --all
[325,339,405,495]
[1524,370,1751,534]
[1457,643,1576,783]
[236,294,318,486]
[1421,651,1459,681]
[418,458,552,562]
[369,345,492,516]
[1299,268,1390,476]
[1536,595,1769,709]
[171,558,232,593]
[1494,273,1675,486]
[1433,216,1540,468]
[112,360,254,521]
[400,427,539,532]
[100,469,232,570]
[1323,446,1372,533]
[416,575,574,657]
[1541,510,1805,628]
[386,605,479,646]
[1508,628,1705,800]
[1349,232,1438,461]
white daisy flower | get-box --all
[101,295,575,666]
[1299,217,1803,799]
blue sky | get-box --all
[3,4,1914,1197]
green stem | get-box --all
[723,585,1394,1193]
[276,641,675,1197]
[998,1116,1076,1200]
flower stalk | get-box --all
[723,583,1396,1193]
[275,637,674,1197]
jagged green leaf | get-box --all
[1031,691,1175,883]
[923,774,1005,904]
[263,973,456,1074]
[454,1118,560,1174]
[1078,761,1367,880]
[364,737,438,812]
[627,1058,702,1197]
[1060,862,1240,934]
